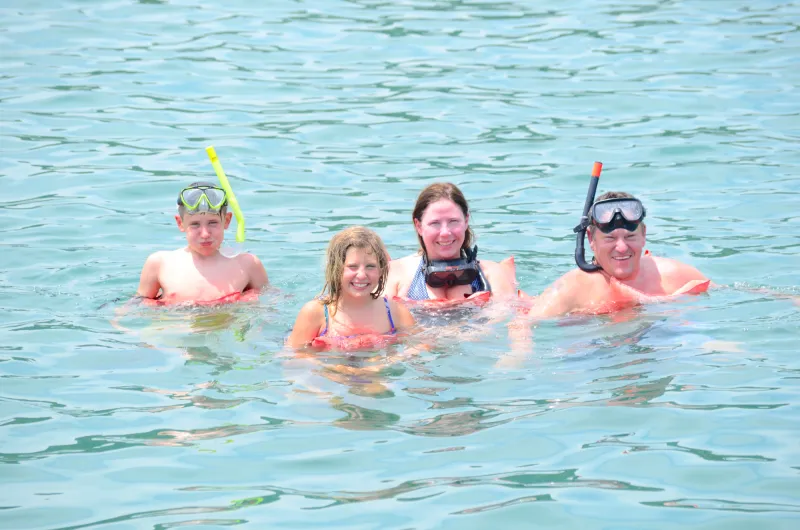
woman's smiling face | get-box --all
[414,198,469,260]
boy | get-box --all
[135,182,268,304]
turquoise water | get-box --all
[2,0,800,528]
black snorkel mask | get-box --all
[589,198,645,234]
[423,245,490,290]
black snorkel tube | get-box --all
[573,161,603,273]
[467,246,492,293]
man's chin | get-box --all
[607,260,638,280]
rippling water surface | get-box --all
[2,1,799,528]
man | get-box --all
[527,191,709,318]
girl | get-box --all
[287,226,415,349]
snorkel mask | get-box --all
[177,184,227,213]
[423,245,490,289]
[589,198,646,234]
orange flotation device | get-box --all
[672,279,711,295]
[141,289,259,307]
[311,333,398,351]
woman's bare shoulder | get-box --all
[390,254,422,269]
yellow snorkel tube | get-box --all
[205,146,245,246]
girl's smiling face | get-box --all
[341,247,381,298]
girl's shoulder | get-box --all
[298,298,326,318]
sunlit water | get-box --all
[2,0,799,528]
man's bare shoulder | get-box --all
[651,255,708,282]
[553,267,600,290]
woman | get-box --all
[384,183,517,303]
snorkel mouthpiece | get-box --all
[574,162,603,273]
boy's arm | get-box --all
[136,252,164,299]
[286,301,324,349]
[246,255,269,290]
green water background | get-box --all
[1,1,799,528]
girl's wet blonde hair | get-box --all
[319,226,390,314]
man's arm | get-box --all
[136,252,164,299]
[526,271,582,319]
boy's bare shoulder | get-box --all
[142,250,170,267]
[234,252,262,266]
[234,252,269,288]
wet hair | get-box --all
[177,181,228,218]
[412,182,474,254]
[588,191,646,235]
[594,190,637,203]
[319,226,390,315]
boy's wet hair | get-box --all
[319,226,390,315]
[177,181,228,218]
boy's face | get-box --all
[174,211,232,256]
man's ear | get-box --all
[587,227,596,253]
[175,214,185,232]
[224,211,233,229]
